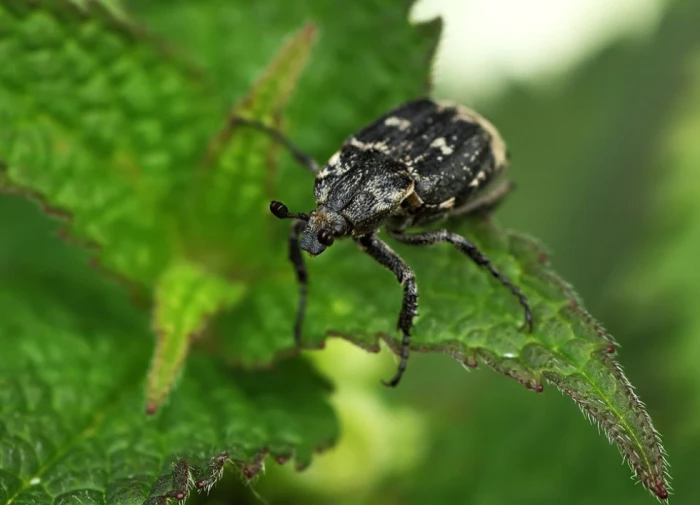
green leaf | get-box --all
[0,0,222,287]
[0,274,336,505]
[184,23,318,271]
[217,219,668,498]
[125,0,440,160]
[147,262,246,414]
[1,0,436,501]
[0,0,670,501]
[146,23,316,413]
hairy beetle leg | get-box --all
[356,234,418,388]
[389,229,533,333]
[289,220,309,345]
[520,303,534,333]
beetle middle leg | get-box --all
[388,228,532,331]
[230,116,320,174]
[356,234,418,387]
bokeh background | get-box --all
[3,0,700,504]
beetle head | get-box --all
[270,201,350,256]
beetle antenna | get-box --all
[270,201,309,221]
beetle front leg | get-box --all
[289,219,309,344]
[356,234,418,387]
[388,229,533,331]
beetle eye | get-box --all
[317,228,335,247]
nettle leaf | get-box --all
[0,276,337,505]
[0,0,669,501]
[0,0,437,501]
[125,0,440,162]
[218,219,669,498]
[146,25,316,412]
[184,23,318,270]
[0,0,222,287]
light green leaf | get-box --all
[145,23,316,412]
[147,262,246,414]
[183,23,318,271]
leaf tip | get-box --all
[275,454,291,465]
[654,482,669,500]
[300,21,318,40]
[145,401,160,416]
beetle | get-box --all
[233,98,532,387]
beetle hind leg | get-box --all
[389,228,533,332]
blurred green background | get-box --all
[3,0,700,503]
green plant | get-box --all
[0,1,669,503]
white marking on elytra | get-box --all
[430,137,454,156]
[438,197,455,209]
[384,116,411,130]
[436,100,508,171]
[349,137,390,153]
[468,170,488,187]
[316,151,342,180]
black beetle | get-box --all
[234,98,532,387]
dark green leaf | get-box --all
[0,0,222,286]
[0,273,336,505]
[217,218,669,498]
